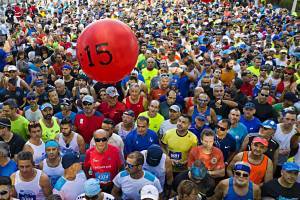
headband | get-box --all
[45,140,59,148]
[234,163,251,174]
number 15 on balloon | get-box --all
[84,43,113,67]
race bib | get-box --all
[169,151,182,160]
[95,172,111,183]
[19,190,36,200]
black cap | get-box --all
[146,144,163,167]
[284,92,298,103]
[0,118,11,128]
[62,152,80,169]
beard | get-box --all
[44,114,52,120]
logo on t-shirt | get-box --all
[211,157,217,165]
[19,190,36,200]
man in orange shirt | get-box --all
[220,59,235,87]
[188,129,225,178]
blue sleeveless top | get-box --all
[224,177,253,200]
[191,105,211,125]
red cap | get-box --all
[252,137,268,147]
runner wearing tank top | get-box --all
[224,177,253,200]
[242,151,269,185]
[14,169,45,200]
[24,140,46,165]
[124,96,145,118]
[57,132,80,155]
[41,158,64,187]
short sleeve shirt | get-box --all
[188,146,225,171]
[113,170,162,200]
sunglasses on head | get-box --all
[125,161,138,169]
[234,171,249,178]
[82,101,92,106]
[217,125,226,131]
[94,137,108,143]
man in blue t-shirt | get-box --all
[189,113,210,144]
[240,102,261,134]
[228,108,248,150]
[124,116,159,156]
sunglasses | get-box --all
[234,171,249,178]
[217,125,226,131]
[9,71,16,73]
[0,190,8,195]
[80,93,88,95]
[82,102,92,106]
[125,161,138,169]
[94,137,108,143]
[260,93,269,97]
[198,99,208,102]
[284,72,293,75]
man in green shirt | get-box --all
[247,57,262,76]
[3,99,29,140]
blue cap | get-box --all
[244,102,255,109]
[190,161,207,180]
[261,120,277,131]
[40,103,53,111]
[62,152,80,169]
[195,113,207,121]
[62,65,72,70]
[238,44,247,50]
[282,162,300,172]
[222,49,232,55]
[84,178,101,197]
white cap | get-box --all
[140,185,159,200]
[7,65,17,71]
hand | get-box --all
[279,149,290,155]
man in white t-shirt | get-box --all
[111,151,162,200]
[53,153,87,200]
[76,178,115,200]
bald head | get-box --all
[93,129,108,138]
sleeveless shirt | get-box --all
[39,117,60,141]
[58,132,80,154]
[224,177,253,200]
[242,151,268,185]
[15,169,45,200]
[25,140,46,165]
[124,96,145,118]
[42,159,64,187]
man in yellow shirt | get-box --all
[161,115,198,175]
[138,100,164,133]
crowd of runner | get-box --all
[0,0,300,199]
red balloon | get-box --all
[76,19,139,83]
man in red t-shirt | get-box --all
[74,95,104,145]
[84,129,123,193]
[98,86,126,124]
